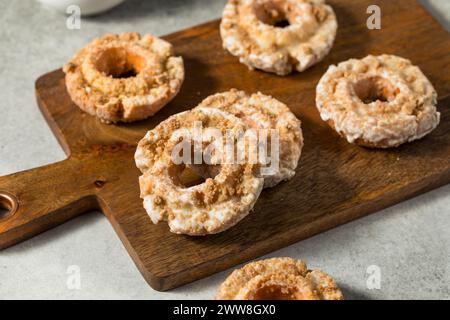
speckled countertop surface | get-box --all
[0,0,449,299]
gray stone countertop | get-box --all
[0,0,449,299]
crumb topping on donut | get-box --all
[63,32,184,123]
[136,107,264,235]
[196,89,303,188]
[316,55,440,148]
[216,257,344,300]
[220,0,338,75]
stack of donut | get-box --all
[134,89,303,235]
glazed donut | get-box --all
[316,55,440,148]
[220,0,338,75]
[216,257,344,300]
[136,108,264,235]
[63,32,184,123]
[196,89,303,188]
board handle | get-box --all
[0,159,98,249]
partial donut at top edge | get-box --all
[220,0,338,75]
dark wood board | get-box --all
[0,0,449,291]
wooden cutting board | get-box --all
[1,0,449,291]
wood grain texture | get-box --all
[0,0,449,291]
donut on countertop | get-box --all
[216,257,344,300]
[196,89,303,188]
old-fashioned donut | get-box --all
[63,32,184,123]
[216,257,344,300]
[136,108,264,235]
[220,0,338,75]
[316,55,440,148]
[196,89,303,188]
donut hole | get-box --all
[168,138,222,188]
[249,285,304,300]
[94,47,147,79]
[169,164,219,188]
[176,165,206,188]
[354,76,398,104]
[253,1,291,28]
